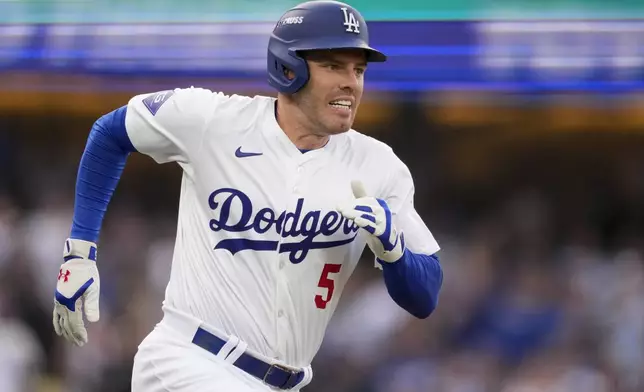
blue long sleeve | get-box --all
[70,106,136,242]
[379,249,443,319]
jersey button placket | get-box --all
[293,164,304,194]
[273,186,288,358]
[275,162,305,359]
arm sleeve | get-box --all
[70,106,136,242]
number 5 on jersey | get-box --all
[315,263,342,309]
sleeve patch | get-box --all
[142,90,175,115]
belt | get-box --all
[191,327,305,390]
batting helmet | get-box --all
[267,0,387,94]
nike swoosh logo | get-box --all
[235,147,263,158]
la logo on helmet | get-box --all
[341,7,360,33]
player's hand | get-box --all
[337,180,405,263]
[53,238,101,347]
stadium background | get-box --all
[1,1,643,391]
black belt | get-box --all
[191,327,304,390]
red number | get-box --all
[315,263,342,309]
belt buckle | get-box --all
[263,363,298,390]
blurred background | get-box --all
[1,0,644,391]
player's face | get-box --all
[296,49,367,135]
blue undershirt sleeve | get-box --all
[69,106,137,243]
[379,249,443,319]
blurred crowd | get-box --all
[1,103,644,392]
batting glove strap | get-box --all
[63,238,97,261]
[376,231,406,264]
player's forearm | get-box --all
[379,249,443,319]
[70,106,136,242]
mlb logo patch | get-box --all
[143,90,175,115]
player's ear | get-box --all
[283,66,295,81]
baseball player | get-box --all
[52,1,443,391]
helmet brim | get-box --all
[290,38,387,62]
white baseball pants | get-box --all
[131,307,312,392]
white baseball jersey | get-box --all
[124,87,440,367]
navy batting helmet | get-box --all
[267,0,386,94]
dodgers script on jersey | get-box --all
[124,87,440,367]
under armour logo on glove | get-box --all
[53,238,101,347]
[337,180,405,263]
[58,269,71,282]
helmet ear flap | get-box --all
[267,43,310,94]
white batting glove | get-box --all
[53,238,100,347]
[337,180,405,263]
